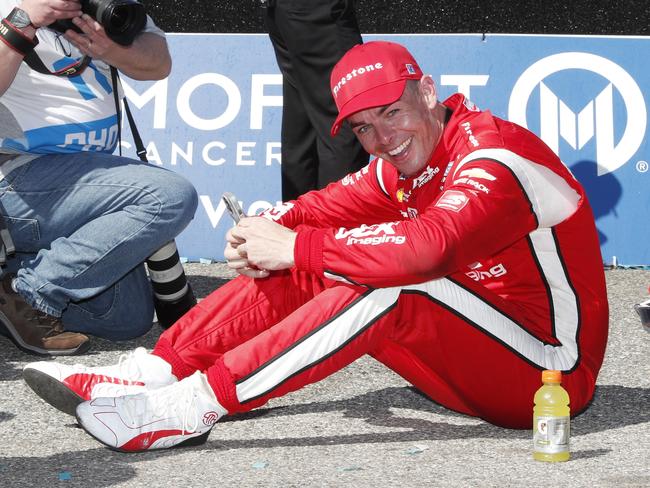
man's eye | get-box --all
[387,109,399,117]
[357,125,370,135]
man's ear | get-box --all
[419,75,438,109]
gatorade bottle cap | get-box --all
[542,370,562,383]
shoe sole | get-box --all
[0,319,91,357]
[23,368,85,416]
[75,410,212,453]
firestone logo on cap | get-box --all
[332,62,385,98]
[329,41,423,136]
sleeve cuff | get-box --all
[294,227,326,277]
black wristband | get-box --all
[0,18,38,56]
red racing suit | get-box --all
[155,94,609,429]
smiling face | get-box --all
[347,77,446,177]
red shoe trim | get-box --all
[64,374,145,400]
[121,429,188,451]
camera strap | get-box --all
[110,66,147,162]
[23,51,92,77]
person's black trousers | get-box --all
[264,0,369,201]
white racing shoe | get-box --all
[23,347,177,416]
[76,371,227,452]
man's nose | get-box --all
[373,123,394,146]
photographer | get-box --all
[0,0,198,355]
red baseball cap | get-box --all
[330,41,423,136]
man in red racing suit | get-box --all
[23,41,608,452]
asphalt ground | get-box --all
[0,265,648,488]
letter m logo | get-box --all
[509,52,646,176]
[539,82,615,175]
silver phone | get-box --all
[222,192,245,223]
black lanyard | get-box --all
[23,50,91,77]
[110,66,147,162]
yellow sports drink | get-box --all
[533,370,570,462]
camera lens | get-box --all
[93,0,146,45]
[48,0,146,46]
[109,5,132,33]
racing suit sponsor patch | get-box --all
[435,190,469,212]
[335,222,406,246]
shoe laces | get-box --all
[60,349,149,397]
[126,380,200,435]
[29,312,64,335]
[117,348,146,381]
[49,349,147,392]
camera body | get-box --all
[49,0,146,46]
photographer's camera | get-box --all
[49,0,146,46]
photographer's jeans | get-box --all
[0,152,198,340]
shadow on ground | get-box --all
[0,384,647,488]
[211,383,649,447]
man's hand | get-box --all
[64,14,113,60]
[224,228,270,279]
[224,217,297,278]
[65,14,171,81]
[20,0,82,28]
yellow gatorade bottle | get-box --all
[533,370,570,462]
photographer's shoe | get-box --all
[0,275,89,356]
[76,371,226,452]
[23,347,177,416]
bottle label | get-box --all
[533,416,570,454]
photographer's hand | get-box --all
[65,14,111,59]
[20,0,82,28]
[0,1,82,96]
[64,14,171,81]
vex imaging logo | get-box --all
[508,52,647,176]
